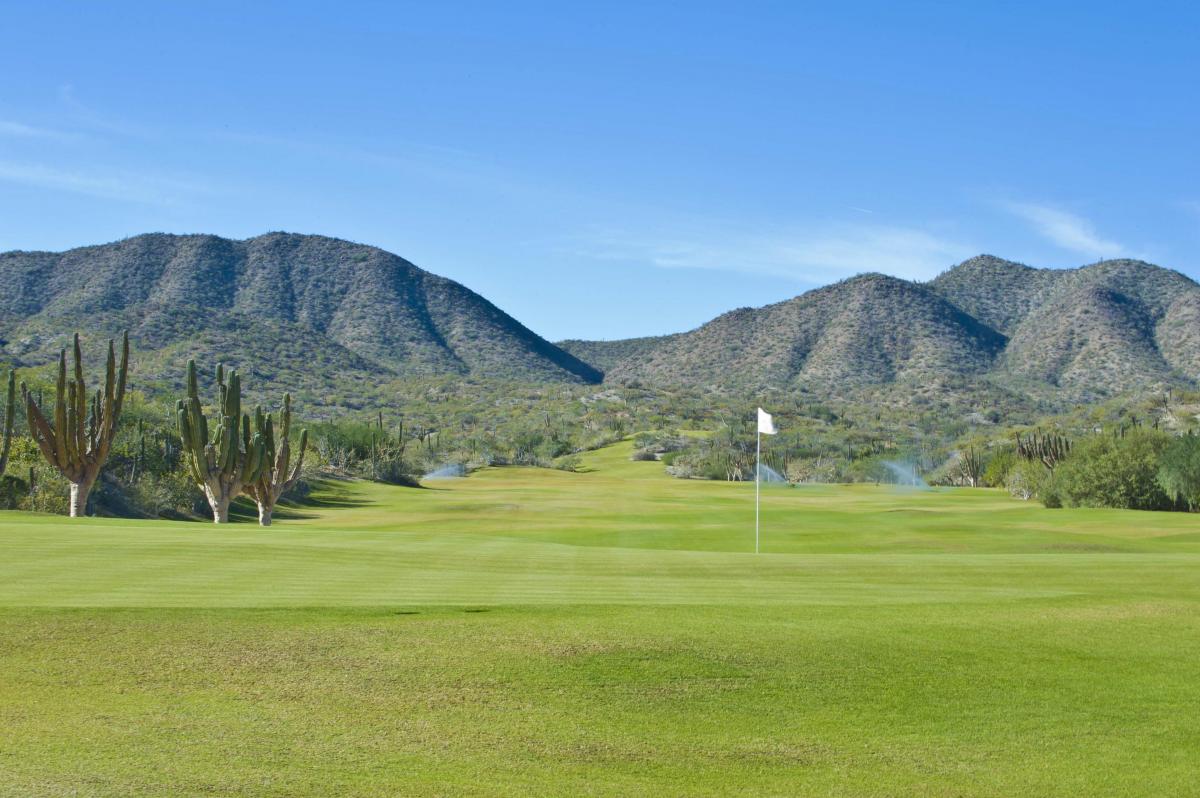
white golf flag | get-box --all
[757,407,776,435]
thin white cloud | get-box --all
[0,160,208,204]
[570,223,975,284]
[0,120,78,141]
[770,226,973,282]
[50,84,158,140]
[209,127,578,208]
[1003,201,1124,259]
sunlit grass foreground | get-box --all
[1,442,1197,796]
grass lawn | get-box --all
[1,441,1198,796]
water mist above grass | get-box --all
[423,463,466,480]
[755,464,788,484]
[882,461,929,490]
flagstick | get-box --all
[755,428,761,554]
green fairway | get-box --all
[1,441,1198,796]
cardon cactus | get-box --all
[0,369,15,480]
[1015,430,1071,471]
[242,394,308,526]
[23,332,129,517]
[177,361,268,523]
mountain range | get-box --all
[1,234,1197,412]
[0,233,599,411]
[561,254,1200,404]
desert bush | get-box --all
[785,456,839,484]
[553,454,583,472]
[0,474,26,509]
[983,447,1017,488]
[1157,433,1200,510]
[665,462,695,479]
[1053,429,1172,510]
[1006,458,1048,501]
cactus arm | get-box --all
[287,429,309,484]
[186,359,199,401]
[96,390,114,464]
[93,334,126,464]
[249,433,269,483]
[215,417,232,477]
[72,334,87,462]
[23,383,63,470]
[177,403,205,485]
[103,339,115,413]
[108,333,126,428]
[229,372,241,423]
[52,350,68,469]
[65,382,77,463]
[0,370,15,477]
[279,395,292,442]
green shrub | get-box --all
[1040,477,1063,508]
[1157,434,1200,510]
[1053,429,1172,511]
[1006,458,1048,501]
[983,447,1017,488]
[0,474,27,510]
[553,454,583,472]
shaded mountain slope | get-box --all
[0,233,601,393]
[996,259,1200,397]
[1156,292,1200,381]
[605,273,1007,390]
[929,255,1062,334]
[1001,285,1173,396]
[557,334,681,375]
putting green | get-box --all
[1,441,1197,796]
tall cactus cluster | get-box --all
[177,361,307,525]
[23,333,129,517]
[0,369,15,480]
[177,361,263,523]
[954,446,983,487]
[243,394,308,526]
[1015,431,1071,472]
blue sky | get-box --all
[1,1,1197,340]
